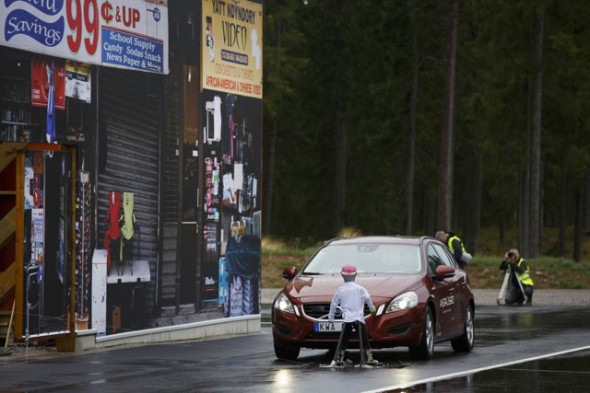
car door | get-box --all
[427,242,461,339]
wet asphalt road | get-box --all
[1,305,590,392]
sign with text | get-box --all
[31,58,66,109]
[201,0,263,98]
[65,60,92,103]
[1,0,169,74]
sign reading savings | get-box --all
[201,0,263,99]
[0,0,169,74]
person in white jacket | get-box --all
[328,264,377,366]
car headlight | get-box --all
[386,291,418,313]
[274,292,296,314]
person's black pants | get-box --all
[336,320,371,352]
[507,284,533,305]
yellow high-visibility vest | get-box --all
[516,258,534,286]
[447,235,467,254]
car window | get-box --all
[433,243,458,268]
[426,244,442,275]
[302,243,422,275]
[434,244,458,269]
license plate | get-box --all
[314,321,342,332]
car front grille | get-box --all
[302,303,371,319]
[303,303,331,319]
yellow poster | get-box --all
[201,0,263,99]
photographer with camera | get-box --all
[499,248,534,306]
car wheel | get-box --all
[409,307,434,360]
[451,304,474,353]
[274,341,300,360]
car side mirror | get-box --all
[282,266,297,280]
[435,265,455,279]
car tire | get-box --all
[451,303,474,353]
[274,341,300,360]
[409,307,434,360]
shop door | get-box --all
[97,67,161,327]
[18,145,74,339]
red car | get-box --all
[272,236,475,360]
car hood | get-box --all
[284,274,421,302]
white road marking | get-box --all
[362,345,590,393]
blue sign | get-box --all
[101,27,164,73]
[152,7,161,22]
[4,0,64,16]
[4,8,64,47]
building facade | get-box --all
[0,0,263,345]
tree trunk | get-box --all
[462,146,481,254]
[529,4,544,259]
[262,16,282,236]
[437,0,458,231]
[332,121,347,236]
[573,189,582,261]
[424,193,437,237]
[558,169,566,256]
[262,128,276,235]
[406,1,419,235]
[519,167,530,255]
[585,173,590,232]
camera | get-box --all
[507,252,514,257]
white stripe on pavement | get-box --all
[362,345,590,393]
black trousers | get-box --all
[507,284,533,304]
[336,320,371,352]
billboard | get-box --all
[0,0,169,74]
[201,0,263,98]
[200,0,263,318]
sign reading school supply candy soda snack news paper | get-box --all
[0,0,169,74]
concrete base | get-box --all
[56,329,97,352]
[58,314,261,353]
[56,315,260,353]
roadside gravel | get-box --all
[471,289,590,306]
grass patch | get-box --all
[261,227,590,289]
[261,248,317,288]
[262,242,590,290]
[465,256,590,289]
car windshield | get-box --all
[302,243,422,275]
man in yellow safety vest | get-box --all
[435,231,472,269]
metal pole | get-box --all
[25,266,30,356]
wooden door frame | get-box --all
[15,143,76,340]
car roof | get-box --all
[323,235,432,247]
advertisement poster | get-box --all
[0,0,169,74]
[24,166,34,210]
[31,59,66,109]
[201,0,263,98]
[65,60,92,103]
[201,87,262,317]
[32,208,44,265]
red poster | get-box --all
[31,59,66,110]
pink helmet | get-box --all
[341,264,357,276]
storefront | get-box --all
[0,49,91,340]
[0,0,263,349]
